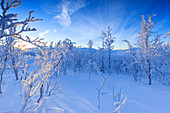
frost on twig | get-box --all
[0,0,44,50]
[163,31,170,39]
[0,0,42,39]
[21,97,64,113]
[19,43,64,113]
[0,0,45,93]
[93,62,108,109]
[102,26,116,75]
[122,40,138,82]
[111,90,127,113]
[108,83,114,99]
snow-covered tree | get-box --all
[102,26,116,75]
[0,0,43,93]
[87,40,93,80]
[100,33,106,73]
[122,40,138,81]
[19,43,64,113]
[150,33,170,84]
[123,14,170,85]
[93,62,108,109]
[135,14,158,85]
[60,38,74,75]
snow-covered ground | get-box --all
[0,70,170,113]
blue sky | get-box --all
[10,0,170,49]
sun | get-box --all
[18,44,26,50]
[15,40,36,50]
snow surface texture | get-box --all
[0,70,170,113]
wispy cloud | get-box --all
[39,30,50,37]
[54,29,57,32]
[40,0,169,49]
[54,0,86,27]
[54,5,71,27]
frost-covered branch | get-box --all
[19,40,68,113]
[93,62,108,109]
[102,26,116,75]
[122,40,138,81]
[111,91,127,113]
[0,0,42,39]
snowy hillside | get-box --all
[1,70,170,113]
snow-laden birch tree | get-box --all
[100,34,105,73]
[19,42,64,113]
[122,40,138,81]
[0,0,43,93]
[124,14,170,85]
[102,26,116,75]
[135,15,157,85]
[87,40,93,80]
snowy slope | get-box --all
[0,70,170,113]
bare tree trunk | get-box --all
[0,65,6,94]
[10,47,18,80]
[49,79,58,96]
[134,64,137,81]
[89,70,90,80]
[128,63,137,82]
[0,55,7,94]
[108,83,114,99]
[97,77,107,109]
[46,75,52,93]
[74,57,77,76]
[89,60,91,80]
[48,58,62,96]
[0,73,3,94]
[148,73,151,85]
[101,36,105,73]
[94,62,108,109]
[147,58,151,85]
[49,68,60,96]
[13,68,18,80]
[109,49,111,75]
[101,55,104,73]
[37,84,44,103]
